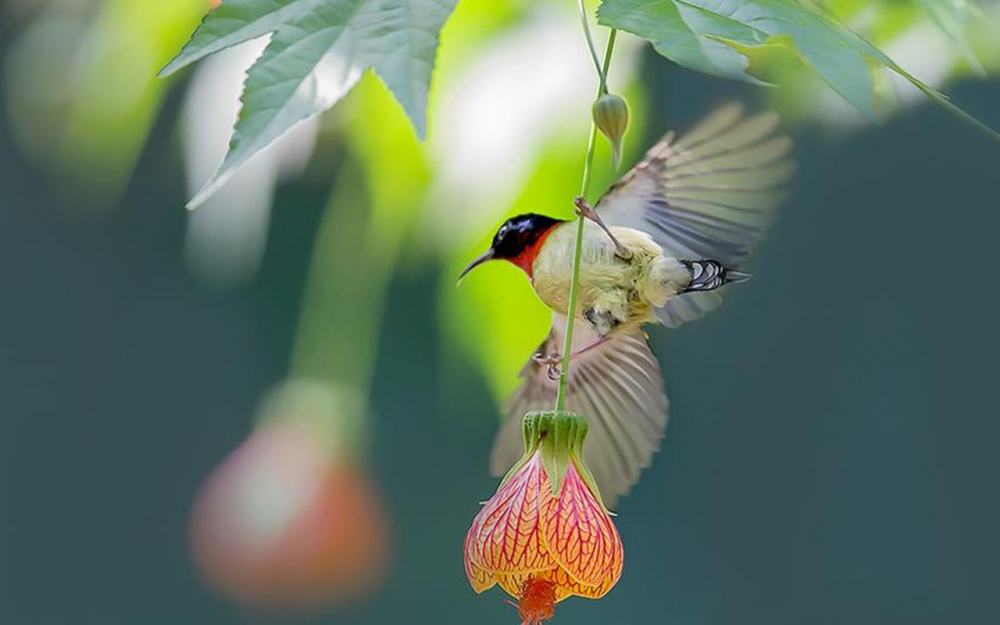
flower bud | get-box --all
[592,93,629,169]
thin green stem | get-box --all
[599,29,617,104]
[290,160,378,395]
[555,24,617,412]
[577,0,608,92]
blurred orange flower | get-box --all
[189,383,389,611]
[464,412,623,624]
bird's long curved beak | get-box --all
[457,249,495,284]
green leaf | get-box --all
[162,0,457,209]
[916,0,986,74]
[598,0,1000,141]
[598,0,770,86]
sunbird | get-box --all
[460,104,795,506]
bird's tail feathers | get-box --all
[724,268,752,284]
[679,260,751,293]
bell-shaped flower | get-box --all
[464,411,623,623]
[189,381,390,610]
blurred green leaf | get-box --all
[598,0,1000,140]
[162,0,457,209]
[5,0,207,205]
[343,74,432,263]
[292,74,434,399]
[916,0,985,73]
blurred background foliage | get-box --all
[2,0,1000,623]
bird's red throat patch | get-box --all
[508,225,557,279]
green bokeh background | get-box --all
[2,1,1000,624]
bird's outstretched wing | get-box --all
[491,314,668,508]
[597,103,795,328]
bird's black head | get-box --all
[459,213,563,280]
[489,213,563,260]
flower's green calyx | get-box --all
[592,93,629,169]
[497,411,594,497]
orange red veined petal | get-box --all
[464,450,623,603]
[466,453,556,583]
[463,540,496,593]
[542,461,623,594]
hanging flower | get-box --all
[189,381,390,611]
[464,412,623,623]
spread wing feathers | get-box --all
[490,316,668,508]
[596,103,795,328]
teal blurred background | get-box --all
[2,1,1000,623]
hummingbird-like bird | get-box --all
[460,104,795,506]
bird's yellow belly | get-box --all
[531,221,680,332]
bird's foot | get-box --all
[532,352,563,381]
[532,338,611,380]
[573,337,609,358]
[573,196,632,260]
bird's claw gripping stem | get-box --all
[573,196,632,260]
[533,336,609,382]
[532,352,563,381]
